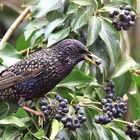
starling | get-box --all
[0,39,98,101]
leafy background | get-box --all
[0,0,140,139]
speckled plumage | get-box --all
[0,39,90,101]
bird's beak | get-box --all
[84,51,101,66]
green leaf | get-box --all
[0,43,22,67]
[50,119,62,140]
[104,1,127,8]
[71,0,93,6]
[15,108,29,118]
[67,3,79,14]
[24,20,48,40]
[99,18,120,66]
[114,72,132,96]
[24,0,38,6]
[94,124,111,140]
[0,116,30,127]
[0,102,9,118]
[108,126,131,140]
[44,17,66,39]
[33,129,44,140]
[57,69,93,88]
[111,55,139,78]
[47,27,70,47]
[3,126,22,140]
[30,28,45,45]
[71,9,89,32]
[31,0,63,18]
[127,93,140,120]
[16,35,31,51]
[87,16,101,46]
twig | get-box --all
[0,7,30,46]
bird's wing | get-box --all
[0,52,46,90]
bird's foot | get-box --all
[18,97,45,126]
[22,106,45,126]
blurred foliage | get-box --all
[0,0,140,140]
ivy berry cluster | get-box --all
[125,122,140,139]
[40,95,86,131]
[95,80,127,125]
[109,5,136,31]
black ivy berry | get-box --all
[125,123,140,139]
[95,80,127,125]
[40,95,86,131]
[40,99,54,120]
[109,5,136,31]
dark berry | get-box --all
[63,99,68,103]
[41,106,47,111]
[112,19,118,26]
[127,123,133,130]
[60,101,67,107]
[81,116,86,122]
[61,117,67,123]
[74,105,80,111]
[47,104,52,110]
[95,116,100,123]
[120,5,124,10]
[126,15,131,21]
[77,114,83,120]
[129,21,135,26]
[130,11,136,20]
[63,107,69,113]
[109,11,114,18]
[118,21,124,27]
[66,116,72,122]
[124,5,131,11]
[79,112,84,115]
[124,10,130,15]
[55,114,62,120]
[113,10,119,16]
[44,110,51,115]
[95,59,101,65]
[119,14,126,21]
[40,99,48,105]
[74,118,79,123]
[66,122,72,128]
[101,99,107,105]
[56,95,61,100]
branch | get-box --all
[0,7,30,46]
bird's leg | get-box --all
[18,97,46,123]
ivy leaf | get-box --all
[0,43,22,67]
[127,93,140,120]
[0,116,30,127]
[111,55,139,78]
[24,20,48,40]
[33,129,44,140]
[57,69,93,88]
[67,3,79,14]
[16,35,31,51]
[87,16,101,46]
[71,0,94,6]
[47,27,70,47]
[50,119,62,140]
[44,17,66,39]
[99,18,120,67]
[0,102,9,118]
[31,0,63,18]
[114,72,132,96]
[3,126,22,140]
[71,9,89,32]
